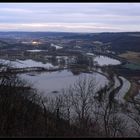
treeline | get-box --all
[0,66,140,137]
[1,32,140,53]
[62,32,140,53]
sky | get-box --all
[0,3,140,33]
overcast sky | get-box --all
[0,3,140,33]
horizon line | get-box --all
[0,31,140,33]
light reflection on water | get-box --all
[94,55,121,66]
[19,70,109,97]
[0,55,122,98]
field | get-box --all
[123,63,140,70]
[119,51,140,64]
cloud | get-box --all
[0,8,32,13]
[0,22,138,32]
[0,3,140,32]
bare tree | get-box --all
[125,97,140,136]
[63,75,97,135]
[94,87,128,137]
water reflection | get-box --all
[19,70,109,97]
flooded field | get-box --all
[94,55,121,66]
[19,70,109,97]
[114,76,131,104]
[1,54,130,102]
[0,59,58,69]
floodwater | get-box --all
[0,59,58,69]
[0,55,123,99]
[26,49,45,52]
[114,76,131,104]
[0,53,121,69]
[19,70,109,97]
[94,55,121,66]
